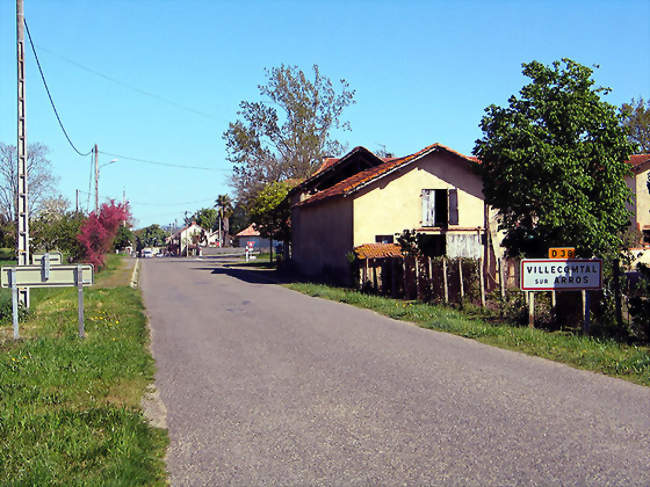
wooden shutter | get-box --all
[422,189,435,226]
[448,189,458,225]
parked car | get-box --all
[142,249,154,258]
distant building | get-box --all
[235,224,270,249]
[167,221,206,256]
[626,154,650,265]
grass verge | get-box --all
[285,282,650,387]
[0,256,168,485]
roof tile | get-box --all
[354,243,403,260]
[297,143,478,207]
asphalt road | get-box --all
[142,258,650,486]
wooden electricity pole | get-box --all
[94,144,99,212]
[16,0,30,307]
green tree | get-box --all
[474,58,635,259]
[134,224,169,250]
[620,97,650,152]
[248,181,296,243]
[223,64,355,206]
[30,210,85,260]
[215,194,234,245]
[229,201,250,236]
[190,207,218,231]
[113,225,135,251]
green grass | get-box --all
[0,256,168,485]
[286,282,650,387]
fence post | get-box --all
[372,258,378,293]
[414,257,420,300]
[402,258,408,299]
[458,259,464,304]
[498,258,505,300]
[391,259,398,297]
[364,259,369,287]
[613,259,623,328]
[582,290,590,335]
[478,258,486,308]
[442,257,449,304]
[428,256,433,300]
[528,292,535,328]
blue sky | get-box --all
[1,1,648,228]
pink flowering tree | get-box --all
[77,200,130,268]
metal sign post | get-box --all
[76,265,85,338]
[10,268,19,340]
[2,257,93,340]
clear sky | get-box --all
[1,1,649,228]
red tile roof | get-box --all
[296,143,479,208]
[628,154,650,173]
[235,224,260,237]
[290,146,385,195]
[354,243,403,260]
[313,157,340,176]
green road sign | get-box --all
[1,264,94,288]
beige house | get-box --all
[168,222,206,256]
[627,154,650,264]
[291,143,493,279]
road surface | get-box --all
[142,258,650,486]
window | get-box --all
[421,188,458,227]
[643,230,650,246]
[375,235,394,244]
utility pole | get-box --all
[76,189,79,213]
[94,143,99,213]
[16,0,30,307]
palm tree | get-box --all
[215,194,234,246]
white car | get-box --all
[142,249,154,258]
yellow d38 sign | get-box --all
[549,247,575,259]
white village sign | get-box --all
[520,259,602,291]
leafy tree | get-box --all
[30,210,85,260]
[0,142,58,221]
[134,224,169,250]
[620,97,650,152]
[474,58,635,259]
[113,224,134,251]
[215,194,233,245]
[223,64,355,206]
[189,208,218,232]
[229,201,250,236]
[78,201,130,268]
[248,181,296,243]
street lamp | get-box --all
[95,158,119,212]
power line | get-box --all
[76,189,215,207]
[23,18,93,157]
[98,150,224,171]
[34,44,219,121]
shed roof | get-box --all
[235,223,260,237]
[354,243,403,260]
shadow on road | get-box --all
[191,265,296,285]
